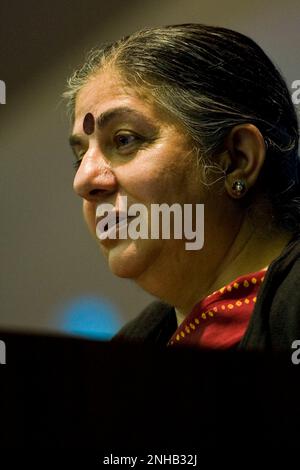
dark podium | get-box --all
[0,329,299,455]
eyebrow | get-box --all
[69,106,156,148]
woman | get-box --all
[64,23,300,351]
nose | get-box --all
[73,147,118,201]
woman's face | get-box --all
[71,69,238,291]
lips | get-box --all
[96,210,128,229]
[95,210,134,240]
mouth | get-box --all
[95,211,136,240]
[102,216,128,233]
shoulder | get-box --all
[240,233,300,350]
[111,300,177,346]
[269,253,300,344]
[268,234,300,306]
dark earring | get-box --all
[232,180,247,197]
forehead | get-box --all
[72,69,187,140]
[73,70,158,133]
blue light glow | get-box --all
[55,296,122,340]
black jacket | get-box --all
[112,233,300,350]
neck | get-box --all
[135,216,292,320]
[176,221,292,318]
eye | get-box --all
[113,132,141,149]
[72,151,85,171]
[73,159,82,171]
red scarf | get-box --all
[167,266,268,349]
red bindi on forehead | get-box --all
[83,112,95,135]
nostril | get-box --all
[90,188,105,196]
[89,186,116,198]
[90,189,99,195]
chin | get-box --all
[107,243,144,278]
[104,238,160,279]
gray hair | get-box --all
[64,23,300,232]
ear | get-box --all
[220,124,266,199]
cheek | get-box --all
[116,159,185,204]
[115,163,160,202]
